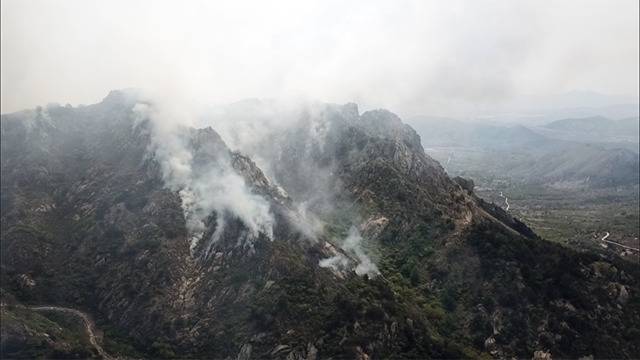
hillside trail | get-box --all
[1,303,114,360]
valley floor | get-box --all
[425,147,640,263]
[476,184,639,262]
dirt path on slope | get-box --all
[1,304,113,359]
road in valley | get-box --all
[499,191,510,211]
[598,232,640,252]
[1,304,113,359]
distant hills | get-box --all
[409,115,639,188]
[539,116,639,144]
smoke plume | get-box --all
[133,100,274,252]
[319,227,380,277]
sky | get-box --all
[1,0,639,117]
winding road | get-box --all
[499,191,510,211]
[599,232,640,252]
[1,304,113,359]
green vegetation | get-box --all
[0,306,95,359]
[475,182,639,260]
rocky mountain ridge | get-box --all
[1,90,639,359]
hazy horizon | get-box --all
[2,0,639,118]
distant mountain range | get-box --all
[398,90,639,124]
[409,115,639,188]
[539,116,639,143]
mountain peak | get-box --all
[101,88,142,105]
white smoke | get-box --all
[318,253,350,271]
[319,227,380,277]
[291,201,325,240]
[203,212,226,259]
[133,100,274,253]
[199,101,381,276]
[133,94,379,275]
[344,228,380,277]
[191,166,274,242]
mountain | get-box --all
[457,91,640,125]
[506,144,639,187]
[538,116,640,144]
[1,90,639,359]
[407,116,549,150]
[515,90,638,112]
[409,115,639,188]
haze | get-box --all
[1,0,639,117]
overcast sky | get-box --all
[1,0,638,116]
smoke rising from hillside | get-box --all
[318,227,380,277]
[133,99,274,251]
[199,98,382,275]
